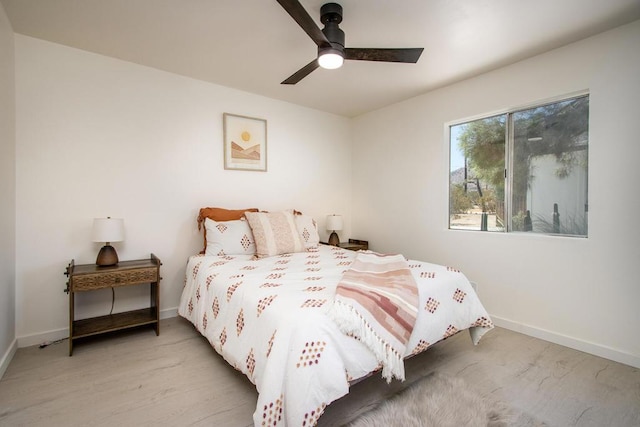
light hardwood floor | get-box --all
[1,317,638,426]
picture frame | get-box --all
[223,113,267,171]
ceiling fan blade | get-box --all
[281,59,320,85]
[276,0,331,48]
[345,48,424,63]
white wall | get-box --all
[14,35,353,344]
[0,2,16,376]
[9,16,640,372]
[352,21,640,367]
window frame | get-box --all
[446,91,589,237]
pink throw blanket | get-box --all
[329,251,419,382]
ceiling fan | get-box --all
[276,0,424,84]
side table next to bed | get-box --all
[338,239,368,251]
[321,239,369,251]
[64,254,162,356]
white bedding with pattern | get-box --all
[178,245,493,426]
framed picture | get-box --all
[223,113,267,171]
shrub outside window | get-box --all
[449,94,589,237]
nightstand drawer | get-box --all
[71,268,158,291]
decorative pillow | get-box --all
[197,207,259,253]
[204,218,256,256]
[244,210,305,258]
[294,214,320,249]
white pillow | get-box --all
[294,214,320,249]
[244,210,305,258]
[204,217,256,256]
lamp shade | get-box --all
[92,218,124,243]
[326,215,343,231]
[318,50,344,69]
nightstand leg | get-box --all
[68,291,74,356]
[151,281,160,336]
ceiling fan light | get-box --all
[318,51,344,69]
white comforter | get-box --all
[178,245,493,426]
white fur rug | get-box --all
[347,373,545,427]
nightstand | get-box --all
[338,239,369,251]
[64,254,161,356]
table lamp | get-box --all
[326,214,343,246]
[92,217,124,266]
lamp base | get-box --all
[328,231,340,246]
[96,244,119,266]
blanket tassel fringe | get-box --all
[329,300,405,383]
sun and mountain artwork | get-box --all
[223,113,267,171]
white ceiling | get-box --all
[2,0,639,117]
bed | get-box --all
[178,208,493,426]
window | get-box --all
[449,94,589,237]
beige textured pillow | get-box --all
[244,210,305,257]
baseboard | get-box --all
[17,327,69,348]
[491,315,640,369]
[161,307,178,319]
[16,307,180,349]
[0,338,18,380]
